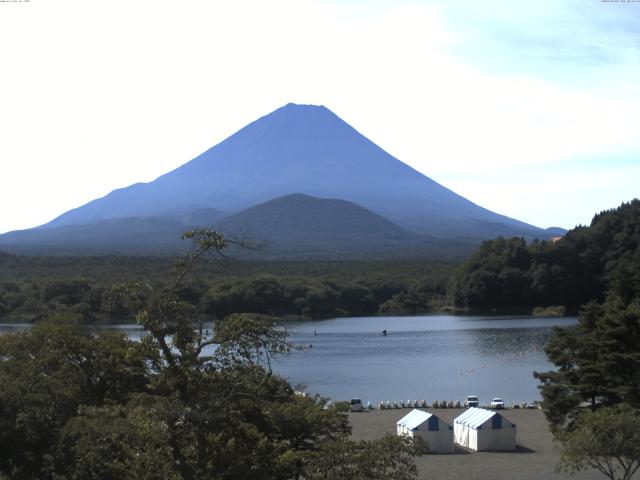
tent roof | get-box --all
[397,409,432,430]
[454,408,499,429]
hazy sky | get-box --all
[1,0,638,234]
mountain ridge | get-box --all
[0,194,477,259]
[0,103,563,257]
[41,103,549,239]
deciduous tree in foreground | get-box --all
[557,406,640,480]
[0,230,421,479]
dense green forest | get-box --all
[0,232,421,479]
[450,200,640,313]
[0,255,454,324]
[531,203,640,480]
[2,200,639,324]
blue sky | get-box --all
[0,0,638,233]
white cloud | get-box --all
[438,161,640,229]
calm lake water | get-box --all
[274,315,577,406]
[0,315,577,406]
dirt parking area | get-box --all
[349,408,608,480]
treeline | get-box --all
[532,206,640,478]
[450,199,640,313]
[0,256,454,323]
[4,199,638,323]
[0,232,421,479]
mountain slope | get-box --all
[42,103,549,239]
[0,210,225,255]
[216,193,409,239]
[0,217,188,254]
[0,195,476,258]
[213,193,473,258]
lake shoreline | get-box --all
[1,315,578,406]
[0,305,576,326]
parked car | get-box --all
[490,397,505,409]
[464,395,479,408]
[350,398,364,412]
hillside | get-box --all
[449,199,640,312]
[217,193,409,238]
[0,194,476,258]
[0,209,223,255]
[0,218,187,255]
[211,193,474,258]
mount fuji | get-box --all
[0,103,557,256]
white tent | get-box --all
[453,407,517,451]
[396,409,454,453]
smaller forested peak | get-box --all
[268,192,317,201]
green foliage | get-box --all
[557,405,640,480]
[535,250,640,430]
[451,200,640,312]
[0,254,454,323]
[450,237,532,310]
[56,401,179,480]
[214,313,293,373]
[535,209,640,477]
[0,314,149,478]
[0,230,421,479]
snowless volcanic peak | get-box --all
[42,103,547,239]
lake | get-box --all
[0,315,577,407]
[274,315,577,406]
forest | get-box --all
[1,200,639,324]
[449,199,640,313]
[0,255,454,324]
[532,202,640,480]
[0,231,422,479]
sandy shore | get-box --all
[349,408,607,480]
